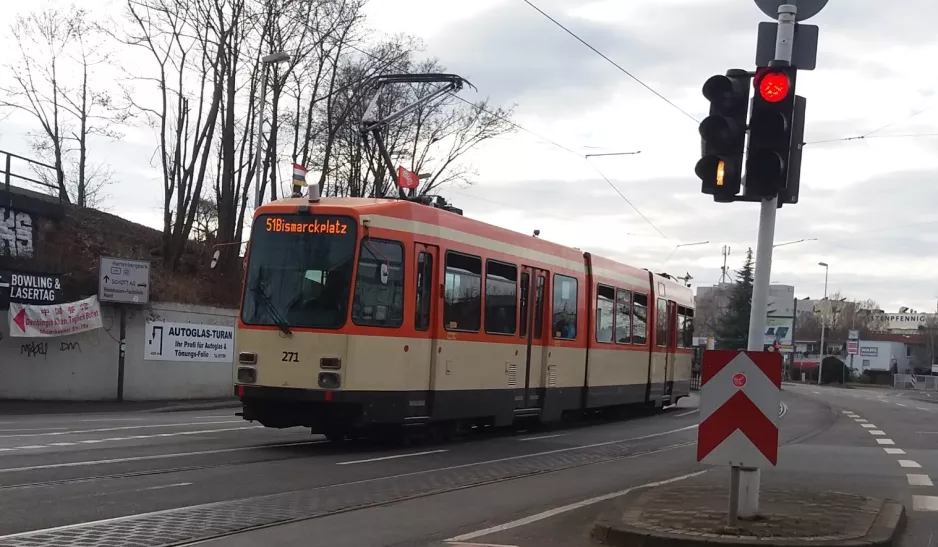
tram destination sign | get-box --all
[98,256,150,305]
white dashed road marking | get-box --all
[869,430,886,436]
[855,419,868,423]
[884,448,906,454]
[0,426,263,453]
[908,474,934,487]
[337,449,449,466]
[861,424,876,428]
[913,496,938,511]
[0,420,244,439]
[899,460,923,469]
[877,439,895,445]
[519,434,567,442]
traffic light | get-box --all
[696,69,751,202]
[778,95,806,206]
[744,65,798,199]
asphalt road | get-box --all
[0,386,931,547]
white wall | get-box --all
[0,307,121,400]
[123,303,238,400]
[0,302,238,401]
[853,341,910,373]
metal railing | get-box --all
[1,149,63,204]
[690,371,701,391]
[893,374,938,391]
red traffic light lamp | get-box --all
[757,70,791,103]
[744,65,798,199]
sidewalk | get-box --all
[0,397,240,415]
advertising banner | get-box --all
[145,321,235,363]
[8,296,103,338]
[763,316,794,346]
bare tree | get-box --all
[1,7,122,208]
[1,8,77,202]
[121,0,230,268]
[58,13,123,207]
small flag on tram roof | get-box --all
[397,166,419,190]
[293,163,309,187]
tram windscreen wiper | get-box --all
[251,286,292,335]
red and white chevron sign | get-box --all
[697,350,782,468]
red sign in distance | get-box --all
[758,71,790,103]
[732,373,747,388]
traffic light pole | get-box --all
[739,2,797,520]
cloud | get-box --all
[3,0,938,315]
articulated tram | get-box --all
[233,195,694,441]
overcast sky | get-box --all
[3,0,938,313]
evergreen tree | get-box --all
[715,248,754,350]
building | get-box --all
[693,282,796,360]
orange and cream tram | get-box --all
[234,194,694,441]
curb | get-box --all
[146,400,241,413]
[591,499,906,547]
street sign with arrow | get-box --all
[98,256,151,305]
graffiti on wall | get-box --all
[0,207,34,258]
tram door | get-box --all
[663,301,678,402]
[518,267,548,409]
[415,243,440,414]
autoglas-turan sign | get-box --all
[144,321,235,363]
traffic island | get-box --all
[592,485,905,547]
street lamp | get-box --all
[774,238,817,248]
[254,51,292,209]
[584,150,642,158]
[817,261,829,384]
[662,241,709,265]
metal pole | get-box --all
[253,66,268,209]
[818,265,828,384]
[740,2,797,520]
[728,466,740,526]
[117,306,126,402]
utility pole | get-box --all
[737,4,797,520]
[696,0,825,522]
[253,52,291,210]
[719,246,732,284]
[818,262,829,384]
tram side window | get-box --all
[683,308,695,348]
[444,252,482,332]
[414,252,433,331]
[632,293,648,345]
[485,260,518,335]
[519,272,530,338]
[352,238,405,327]
[677,306,687,348]
[552,274,578,340]
[595,285,614,343]
[656,298,669,347]
[615,288,632,344]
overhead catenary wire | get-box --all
[804,132,938,146]
[519,0,699,125]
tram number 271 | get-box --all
[281,351,299,362]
